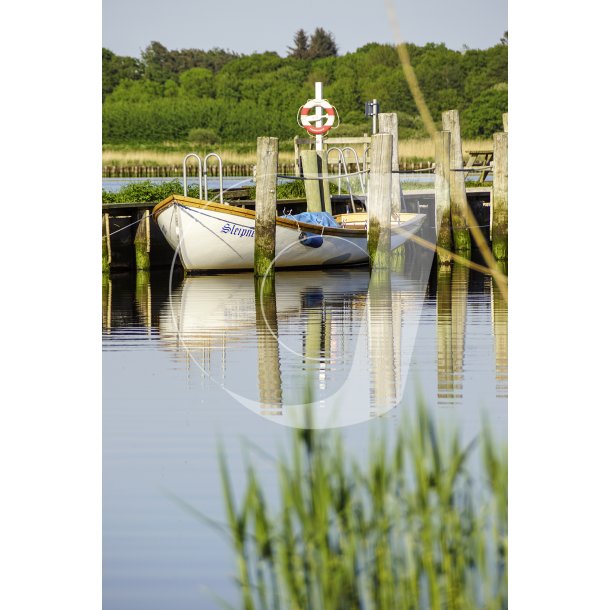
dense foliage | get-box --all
[103,34,507,144]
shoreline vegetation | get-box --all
[101,175,484,204]
[103,34,507,148]
[102,138,492,168]
[179,401,508,610]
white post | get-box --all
[372,98,378,134]
[315,81,323,152]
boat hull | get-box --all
[153,195,426,272]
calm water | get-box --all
[103,249,507,609]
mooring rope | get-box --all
[393,168,436,174]
[393,165,494,174]
[277,169,369,181]
[107,211,152,236]
[450,166,494,172]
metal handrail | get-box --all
[362,144,371,190]
[340,146,366,193]
[204,153,224,203]
[326,147,356,213]
[182,153,203,199]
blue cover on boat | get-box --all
[282,212,339,248]
[282,211,341,228]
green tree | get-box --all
[163,79,180,97]
[102,48,143,100]
[308,27,338,59]
[288,29,310,59]
[102,38,509,145]
[461,84,508,137]
[179,67,215,98]
[141,41,178,83]
[105,79,163,103]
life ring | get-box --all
[298,99,337,135]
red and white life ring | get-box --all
[298,99,337,135]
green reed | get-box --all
[215,399,507,610]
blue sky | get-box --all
[103,0,507,57]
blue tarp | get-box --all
[281,211,339,248]
[281,211,341,228]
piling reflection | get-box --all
[436,262,469,406]
[102,275,112,330]
[367,268,397,415]
[254,278,283,415]
[135,271,152,331]
[492,274,508,399]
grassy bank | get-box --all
[101,178,339,203]
[102,138,492,168]
[192,401,508,610]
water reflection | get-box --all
[102,275,112,330]
[102,254,508,610]
[436,263,469,406]
[135,271,152,331]
[254,279,283,415]
[102,249,507,421]
[149,266,432,426]
[368,268,397,415]
[492,275,508,399]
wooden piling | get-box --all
[134,211,150,271]
[300,149,331,214]
[378,113,402,216]
[367,133,393,269]
[441,110,471,253]
[434,130,453,264]
[502,112,508,132]
[492,131,508,260]
[254,136,279,280]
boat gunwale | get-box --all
[152,195,423,238]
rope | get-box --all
[451,166,493,172]
[107,212,152,236]
[393,166,494,174]
[277,169,369,181]
[393,168,436,174]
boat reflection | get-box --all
[102,242,506,425]
[154,267,429,427]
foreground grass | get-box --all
[102,139,492,167]
[213,401,507,610]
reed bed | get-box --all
[211,400,507,610]
[101,139,492,168]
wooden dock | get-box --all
[101,188,490,272]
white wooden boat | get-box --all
[152,194,426,273]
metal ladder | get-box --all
[182,152,225,203]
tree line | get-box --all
[103,29,507,144]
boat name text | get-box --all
[221,222,254,238]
